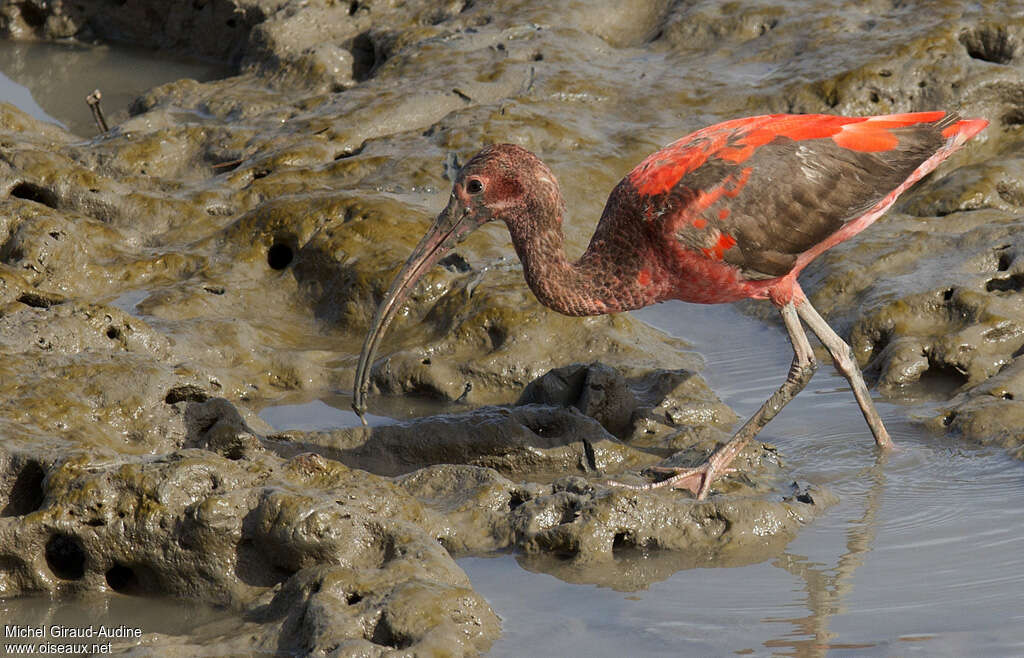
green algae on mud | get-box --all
[0,0,1022,654]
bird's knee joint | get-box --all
[788,358,817,385]
[833,345,859,374]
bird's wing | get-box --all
[624,112,965,279]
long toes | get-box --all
[661,470,706,496]
[647,465,688,474]
[645,464,739,478]
[604,478,649,491]
[608,466,739,497]
[604,475,702,495]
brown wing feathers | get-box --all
[669,116,951,278]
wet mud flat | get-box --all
[1,0,1023,654]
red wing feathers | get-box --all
[619,112,987,279]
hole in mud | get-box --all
[85,518,105,527]
[486,323,507,350]
[439,253,470,273]
[942,411,957,427]
[351,32,382,81]
[1,460,45,517]
[370,614,411,649]
[421,358,431,365]
[16,292,59,309]
[348,1,360,16]
[45,534,86,580]
[105,564,138,593]
[524,418,565,439]
[164,384,209,404]
[18,3,47,28]
[10,182,58,208]
[1003,107,1024,127]
[612,531,632,550]
[986,273,1024,293]
[508,490,527,510]
[998,249,1014,271]
[380,535,399,565]
[105,326,121,340]
[235,539,296,587]
[346,592,363,605]
[1002,392,1015,400]
[919,363,968,397]
[960,25,1016,64]
[942,288,955,301]
[267,242,294,270]
[223,444,246,460]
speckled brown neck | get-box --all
[466,144,668,317]
[504,204,661,318]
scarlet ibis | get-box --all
[353,111,988,499]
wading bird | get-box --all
[353,111,987,499]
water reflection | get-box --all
[765,452,888,656]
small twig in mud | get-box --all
[452,88,472,102]
[454,381,473,403]
[85,90,109,134]
[522,65,536,94]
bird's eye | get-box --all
[466,179,484,194]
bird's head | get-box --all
[352,143,561,421]
[452,143,563,229]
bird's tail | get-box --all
[938,113,989,145]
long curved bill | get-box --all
[352,197,474,424]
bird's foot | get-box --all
[607,463,737,500]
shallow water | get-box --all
[457,302,1024,656]
[0,40,228,136]
[253,301,1024,656]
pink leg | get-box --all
[614,301,817,499]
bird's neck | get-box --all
[505,214,647,317]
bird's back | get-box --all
[590,112,986,304]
